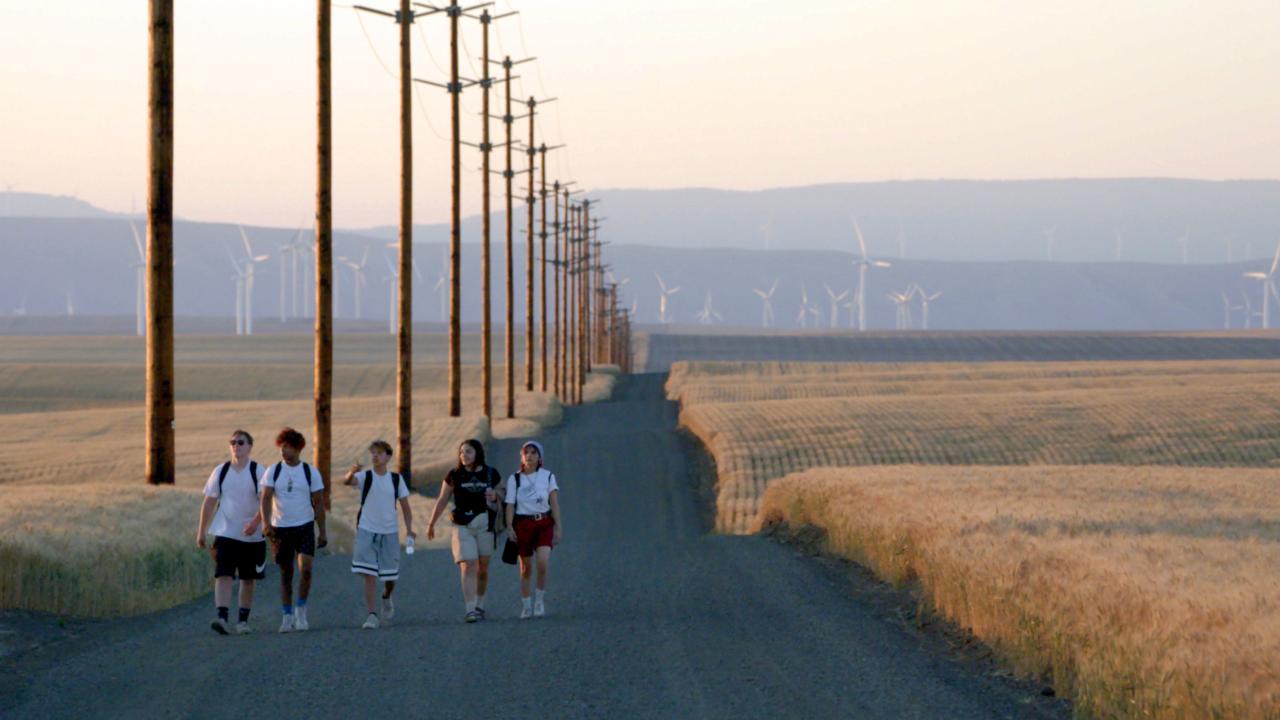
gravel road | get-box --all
[2,374,1067,719]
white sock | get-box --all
[535,589,545,603]
[466,600,477,612]
[522,596,532,609]
[476,595,486,610]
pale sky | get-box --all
[2,1,1279,228]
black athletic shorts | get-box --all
[270,522,316,565]
[211,536,267,580]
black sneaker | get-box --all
[464,610,481,623]
[210,618,230,635]
[475,607,486,619]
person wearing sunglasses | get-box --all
[196,429,265,635]
[260,427,326,633]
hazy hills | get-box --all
[353,179,1280,264]
[2,180,1278,332]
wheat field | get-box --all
[0,334,616,616]
[668,360,1280,533]
[758,466,1280,720]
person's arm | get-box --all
[505,483,517,540]
[242,507,263,537]
[343,463,362,486]
[259,487,275,538]
[549,489,562,544]
[426,481,453,540]
[197,495,217,549]
[399,497,416,538]
[312,489,327,545]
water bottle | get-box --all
[405,535,415,555]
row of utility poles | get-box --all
[143,0,631,488]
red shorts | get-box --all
[513,515,555,557]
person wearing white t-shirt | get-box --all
[343,439,415,630]
[196,429,266,635]
[260,427,326,633]
[504,440,562,619]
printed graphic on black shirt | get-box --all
[446,466,500,526]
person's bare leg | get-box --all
[238,579,255,610]
[518,556,533,598]
[363,575,378,614]
[476,555,491,609]
[278,557,295,606]
[460,561,478,609]
[534,546,551,590]
[297,554,314,601]
[214,576,233,609]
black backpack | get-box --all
[217,460,260,497]
[357,469,403,526]
[272,461,312,489]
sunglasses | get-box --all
[229,439,249,446]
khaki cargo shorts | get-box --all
[450,513,495,563]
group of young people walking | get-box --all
[195,427,562,634]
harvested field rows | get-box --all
[669,360,1280,532]
[758,466,1280,720]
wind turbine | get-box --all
[278,228,306,323]
[695,291,722,325]
[1221,291,1244,330]
[227,248,246,335]
[1042,228,1057,261]
[824,284,849,329]
[656,273,680,325]
[1114,230,1124,261]
[797,284,819,328]
[12,292,27,317]
[887,288,914,330]
[1177,227,1190,265]
[64,289,75,318]
[383,253,422,335]
[916,285,941,330]
[338,246,371,321]
[1241,290,1254,329]
[752,279,778,328]
[851,217,890,332]
[1242,240,1280,329]
[128,222,146,337]
[238,227,270,335]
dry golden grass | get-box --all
[0,334,616,617]
[758,466,1280,720]
[668,360,1280,532]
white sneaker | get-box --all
[381,597,395,622]
[519,604,533,620]
[361,613,380,630]
[235,621,252,635]
[533,599,545,617]
[278,614,294,633]
[294,607,309,631]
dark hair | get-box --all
[276,427,306,450]
[230,429,254,446]
[456,438,486,470]
[369,439,393,456]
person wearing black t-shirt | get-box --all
[427,438,502,622]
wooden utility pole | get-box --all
[146,0,175,485]
[398,0,416,462]
[445,3,460,418]
[491,55,531,418]
[468,7,517,419]
[551,180,561,397]
[355,1,416,470]
[535,143,563,393]
[523,99,536,392]
[577,201,589,403]
[315,0,334,500]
